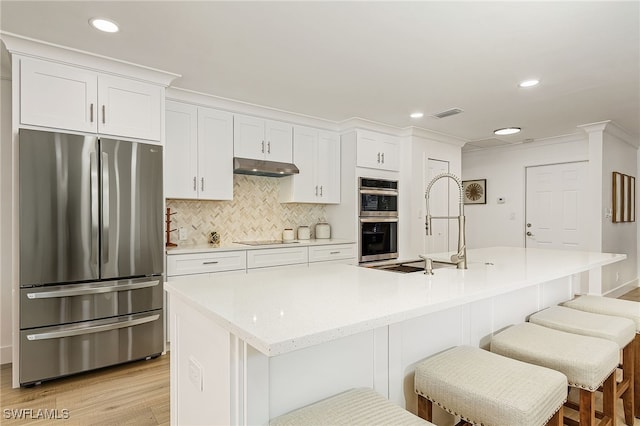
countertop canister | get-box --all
[315,222,331,239]
[283,228,294,241]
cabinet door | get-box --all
[198,107,233,200]
[378,135,400,172]
[20,58,98,133]
[287,126,317,203]
[233,114,265,160]
[98,74,162,141]
[356,130,382,169]
[317,131,340,204]
[165,101,198,199]
[265,120,293,163]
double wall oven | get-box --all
[359,177,398,262]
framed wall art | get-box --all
[612,171,635,223]
[462,179,486,205]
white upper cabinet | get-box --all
[280,126,340,204]
[356,130,400,171]
[20,57,162,141]
[233,114,293,163]
[165,101,233,200]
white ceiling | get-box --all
[1,1,639,148]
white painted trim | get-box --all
[0,346,10,365]
[464,132,587,157]
[167,86,339,131]
[602,278,639,298]
[579,120,639,148]
[1,32,180,86]
[401,126,468,147]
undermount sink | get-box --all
[367,259,454,274]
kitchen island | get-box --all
[166,247,625,426]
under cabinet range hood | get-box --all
[233,157,299,177]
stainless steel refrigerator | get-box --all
[18,128,164,386]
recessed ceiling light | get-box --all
[494,127,522,136]
[410,112,424,119]
[89,18,119,33]
[519,79,540,88]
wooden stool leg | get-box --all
[579,389,596,426]
[622,341,635,425]
[545,406,563,426]
[602,372,615,426]
[635,334,640,419]
[417,395,433,421]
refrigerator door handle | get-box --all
[26,314,160,341]
[102,151,110,264]
[90,151,99,269]
[26,279,160,299]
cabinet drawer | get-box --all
[167,251,246,276]
[247,247,308,269]
[309,244,357,263]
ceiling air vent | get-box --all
[431,108,464,119]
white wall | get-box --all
[1,73,12,364]
[600,127,638,294]
[462,135,588,249]
[406,133,462,258]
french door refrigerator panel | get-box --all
[18,129,164,386]
[99,138,164,279]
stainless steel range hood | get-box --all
[233,157,299,177]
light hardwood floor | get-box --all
[0,354,169,425]
[2,288,640,425]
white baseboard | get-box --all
[603,278,639,298]
[0,344,12,366]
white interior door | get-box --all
[525,162,588,250]
[425,158,450,254]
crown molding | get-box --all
[402,126,468,148]
[167,86,339,131]
[462,131,586,156]
[0,31,180,87]
[578,120,639,149]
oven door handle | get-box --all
[359,217,399,223]
[26,314,160,341]
[359,189,398,196]
[26,280,160,299]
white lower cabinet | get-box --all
[246,246,309,270]
[308,243,357,264]
[167,250,246,277]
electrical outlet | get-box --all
[179,227,188,241]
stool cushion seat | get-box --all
[414,346,567,426]
[491,322,619,390]
[529,305,636,348]
[563,295,640,332]
[270,388,434,426]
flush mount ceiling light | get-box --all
[519,79,540,88]
[410,112,424,119]
[494,127,522,136]
[89,18,119,33]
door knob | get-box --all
[526,223,532,228]
[526,231,534,237]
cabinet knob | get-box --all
[526,231,534,237]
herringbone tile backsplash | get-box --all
[166,175,327,246]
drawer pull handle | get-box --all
[330,251,340,255]
[202,261,219,265]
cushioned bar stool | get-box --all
[563,295,640,419]
[414,345,567,426]
[529,305,635,425]
[270,387,434,426]
[491,322,619,426]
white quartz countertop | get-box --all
[166,238,355,255]
[165,247,625,357]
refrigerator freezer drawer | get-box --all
[19,310,163,385]
[20,276,164,329]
